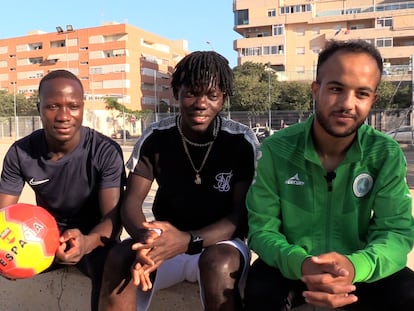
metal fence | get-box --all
[0,116,42,140]
[222,108,412,133]
[1,108,412,140]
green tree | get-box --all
[376,80,399,109]
[0,90,37,117]
[391,84,411,109]
[104,97,155,132]
[278,81,313,120]
[232,62,280,113]
[20,91,38,116]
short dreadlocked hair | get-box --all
[171,51,233,100]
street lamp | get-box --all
[265,63,272,129]
[206,41,215,51]
[11,82,18,139]
[90,68,96,129]
[56,25,74,69]
[154,70,158,122]
[121,70,126,146]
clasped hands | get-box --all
[130,221,190,291]
[301,252,358,309]
[55,228,89,265]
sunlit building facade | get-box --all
[233,0,414,82]
[0,22,188,134]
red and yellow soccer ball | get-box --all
[0,203,60,279]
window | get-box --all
[296,66,305,74]
[296,28,305,36]
[311,47,321,54]
[263,46,272,55]
[267,9,276,17]
[29,43,43,50]
[235,9,249,25]
[29,57,43,65]
[376,17,393,28]
[296,47,305,55]
[376,37,393,47]
[240,47,262,56]
[273,24,284,36]
[280,4,311,15]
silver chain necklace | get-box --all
[177,116,219,184]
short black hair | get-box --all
[316,40,383,82]
[171,51,233,99]
[38,69,84,97]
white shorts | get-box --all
[137,238,251,311]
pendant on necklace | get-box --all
[195,173,201,185]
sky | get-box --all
[0,0,241,67]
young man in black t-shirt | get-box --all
[0,70,126,311]
[99,51,259,311]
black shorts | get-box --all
[43,241,117,281]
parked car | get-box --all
[385,126,414,143]
[251,126,276,142]
[251,126,267,138]
[111,129,131,139]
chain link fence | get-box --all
[1,108,412,140]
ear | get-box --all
[311,81,320,101]
[373,92,379,105]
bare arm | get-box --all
[0,193,19,209]
[56,187,122,264]
[121,173,153,241]
[140,178,251,265]
[194,179,250,246]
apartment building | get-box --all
[0,22,188,134]
[233,0,414,82]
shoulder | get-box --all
[15,129,45,145]
[137,116,177,146]
[219,117,260,159]
[358,124,404,158]
[146,116,177,135]
[128,116,177,163]
[221,117,259,144]
[81,127,124,158]
[264,121,307,147]
[9,129,46,157]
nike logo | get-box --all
[285,173,305,186]
[29,178,50,186]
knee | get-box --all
[199,244,242,277]
[103,240,135,277]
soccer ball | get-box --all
[0,203,60,279]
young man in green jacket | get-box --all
[244,39,414,310]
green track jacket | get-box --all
[247,116,414,283]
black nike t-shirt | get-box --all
[0,127,126,234]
